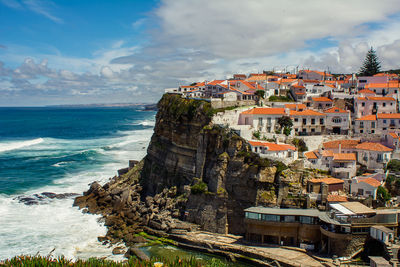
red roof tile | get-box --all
[356,115,376,121]
[324,107,348,114]
[327,195,348,202]
[377,113,400,119]
[248,141,296,151]
[360,178,381,188]
[356,142,393,152]
[333,153,356,161]
[241,108,286,115]
[305,151,318,159]
[312,97,333,102]
[323,140,360,149]
[309,178,344,185]
[290,109,326,116]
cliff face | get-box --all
[140,94,285,234]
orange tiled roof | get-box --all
[327,195,348,202]
[356,142,393,152]
[285,103,306,110]
[389,132,399,139]
[323,140,360,149]
[241,108,286,115]
[377,113,400,119]
[312,97,333,102]
[356,115,376,121]
[333,153,356,161]
[248,141,296,151]
[300,70,333,77]
[322,150,334,157]
[324,107,348,114]
[207,80,225,85]
[305,151,318,159]
[290,109,326,116]
[365,82,400,89]
[240,80,256,90]
[360,177,381,188]
[309,178,344,185]
[301,79,320,83]
[358,89,376,95]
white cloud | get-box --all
[22,0,63,23]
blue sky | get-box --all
[1,0,400,106]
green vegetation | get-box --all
[255,90,265,99]
[291,138,308,152]
[268,95,294,102]
[191,180,208,195]
[252,130,261,139]
[377,186,391,202]
[386,159,400,173]
[277,116,293,136]
[162,94,213,121]
[359,47,381,76]
[1,255,230,267]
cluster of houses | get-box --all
[166,70,400,262]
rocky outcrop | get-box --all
[75,94,314,244]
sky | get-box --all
[1,0,400,106]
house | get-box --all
[248,141,298,163]
[377,113,400,133]
[323,107,351,135]
[298,70,333,81]
[290,84,307,101]
[327,195,348,203]
[285,103,306,111]
[330,153,357,179]
[311,97,333,110]
[308,178,344,193]
[350,177,381,199]
[355,142,392,169]
[384,132,400,151]
[357,76,389,89]
[354,96,396,118]
[290,109,326,135]
[365,81,400,97]
[322,139,360,154]
[370,225,394,244]
[358,88,376,97]
[354,115,377,134]
[238,107,286,133]
[233,74,247,80]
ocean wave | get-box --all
[131,119,155,127]
[0,138,44,153]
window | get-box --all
[294,118,298,122]
[362,102,365,107]
[300,216,314,224]
[258,117,263,126]
[371,122,375,128]
[303,118,307,124]
[391,120,395,125]
[383,120,387,124]
[311,128,315,132]
[311,118,315,125]
[246,212,260,220]
[383,103,386,107]
[261,214,279,222]
[358,189,364,195]
[360,130,364,133]
[255,147,258,153]
[320,118,324,124]
[284,216,296,223]
[360,122,364,128]
[332,117,341,123]
[377,154,383,161]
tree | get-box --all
[377,186,391,203]
[255,90,265,99]
[359,47,381,76]
[277,116,293,135]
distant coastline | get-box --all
[45,103,156,108]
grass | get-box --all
[1,255,230,267]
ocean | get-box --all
[0,106,156,260]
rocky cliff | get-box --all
[75,94,314,241]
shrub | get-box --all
[191,181,208,194]
[377,186,391,202]
[252,130,261,139]
[291,138,308,152]
[387,159,400,173]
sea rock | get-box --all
[112,246,125,255]
[124,247,150,261]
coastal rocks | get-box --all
[16,192,79,205]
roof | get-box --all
[309,178,344,185]
[207,80,225,86]
[327,195,348,202]
[284,103,306,110]
[312,97,333,102]
[333,153,356,161]
[324,107,348,114]
[323,140,360,149]
[356,115,376,121]
[356,142,393,152]
[377,113,400,119]
[290,109,326,116]
[300,70,333,76]
[339,201,375,215]
[322,150,334,157]
[389,132,399,139]
[248,141,296,151]
[241,107,286,115]
[304,151,318,159]
[358,89,376,95]
[244,206,323,217]
[360,177,381,188]
[365,82,400,89]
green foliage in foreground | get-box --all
[1,255,229,267]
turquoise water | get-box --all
[0,107,156,260]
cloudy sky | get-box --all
[1,0,400,106]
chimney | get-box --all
[339,143,342,153]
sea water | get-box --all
[0,106,156,260]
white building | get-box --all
[238,107,286,134]
[350,177,381,199]
[355,142,393,169]
[323,107,351,135]
[249,141,298,163]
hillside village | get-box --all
[166,70,400,264]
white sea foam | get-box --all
[0,119,154,261]
[0,138,44,153]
